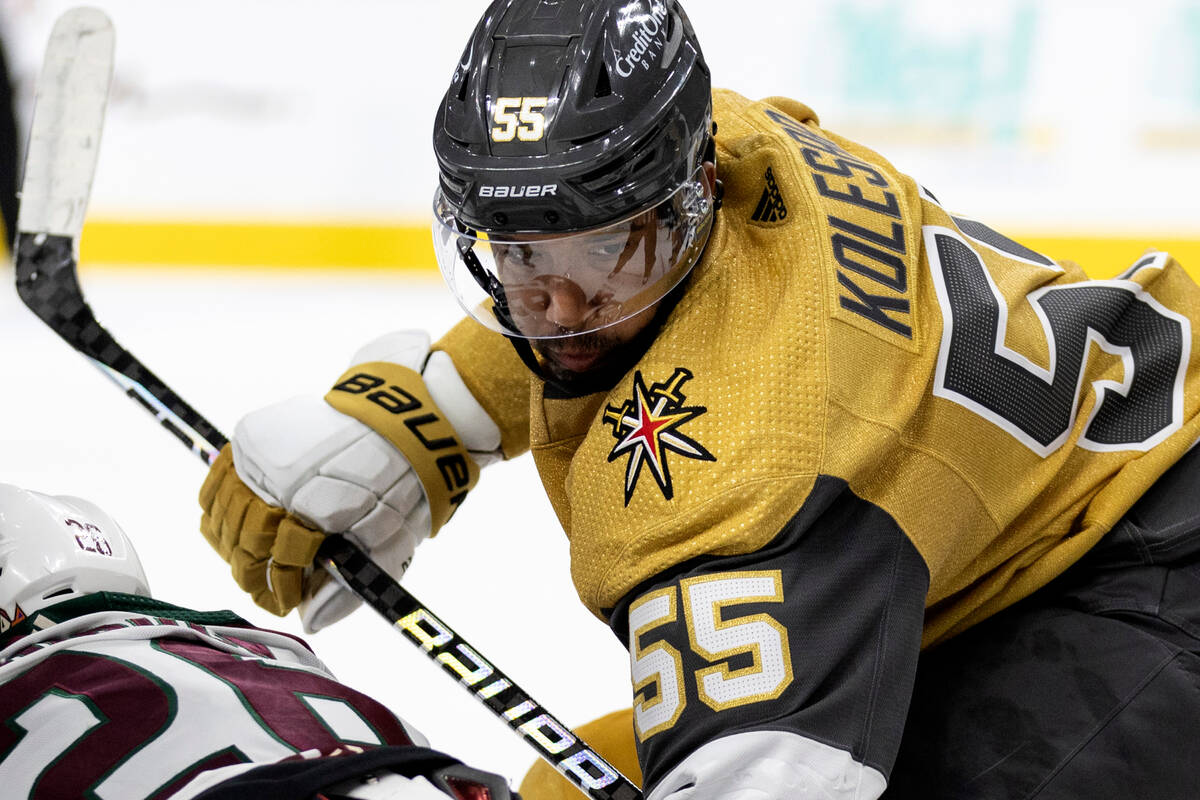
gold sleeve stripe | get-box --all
[324,361,480,533]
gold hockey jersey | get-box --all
[435,88,1200,649]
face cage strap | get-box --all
[703,123,724,211]
[455,226,547,378]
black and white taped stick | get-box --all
[318,538,641,799]
[12,7,220,465]
[16,232,226,465]
[13,9,640,800]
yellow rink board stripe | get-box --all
[78,220,439,271]
[75,220,1200,280]
[1019,235,1200,279]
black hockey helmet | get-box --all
[431,0,716,345]
[433,0,711,232]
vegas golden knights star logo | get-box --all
[751,165,788,224]
[603,368,715,505]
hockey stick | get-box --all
[13,10,640,800]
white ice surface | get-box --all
[0,265,633,791]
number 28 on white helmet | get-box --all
[0,483,150,634]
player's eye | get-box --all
[495,243,536,268]
[589,240,626,258]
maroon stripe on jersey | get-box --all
[213,632,274,659]
[157,639,415,750]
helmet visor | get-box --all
[433,169,713,340]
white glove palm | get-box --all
[232,331,501,632]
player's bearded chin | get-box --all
[534,330,624,377]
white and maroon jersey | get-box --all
[0,593,421,799]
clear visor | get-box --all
[432,168,713,340]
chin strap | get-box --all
[456,228,518,330]
[454,226,552,380]
[505,333,548,378]
[703,121,724,211]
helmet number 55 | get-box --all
[492,96,548,142]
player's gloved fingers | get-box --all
[273,515,326,569]
[200,499,224,555]
[224,481,260,558]
[198,444,234,513]
[251,583,289,617]
[238,498,287,560]
[199,446,240,557]
[229,546,269,597]
[267,559,306,614]
[205,469,255,560]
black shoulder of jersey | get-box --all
[608,474,930,788]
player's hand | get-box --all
[198,330,501,630]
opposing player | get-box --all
[0,482,516,799]
[198,0,1200,797]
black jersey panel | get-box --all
[609,474,929,789]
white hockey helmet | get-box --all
[0,483,150,631]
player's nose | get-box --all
[544,277,590,329]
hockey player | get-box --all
[0,483,516,800]
[197,0,1200,797]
